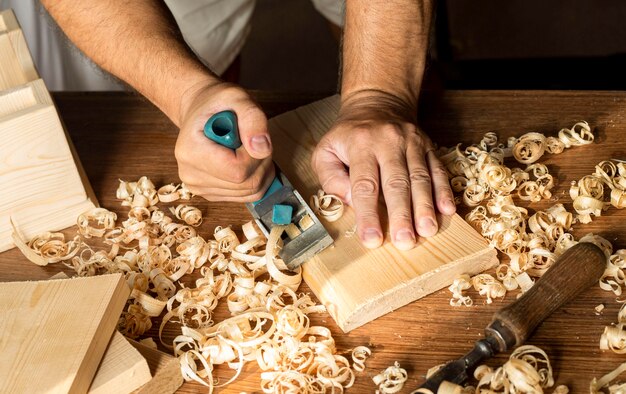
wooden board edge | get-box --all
[128,340,183,394]
[0,9,19,33]
[68,274,131,393]
[89,332,151,394]
[339,247,499,332]
[7,28,39,81]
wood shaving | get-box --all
[473,345,557,393]
[170,204,203,227]
[570,160,626,224]
[10,219,82,266]
[373,361,407,394]
[310,189,344,222]
[351,346,372,372]
[591,362,626,393]
[596,304,606,314]
[449,274,473,307]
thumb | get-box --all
[313,147,352,205]
[237,104,273,159]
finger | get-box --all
[427,150,456,215]
[237,103,273,159]
[313,146,352,204]
[185,159,275,199]
[349,151,383,248]
[407,143,438,237]
[379,152,416,250]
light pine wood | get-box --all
[0,10,37,83]
[0,101,97,251]
[128,340,184,394]
[0,273,130,393]
[268,95,498,331]
[89,332,152,394]
[0,10,98,252]
[0,32,28,90]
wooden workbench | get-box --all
[1,90,625,392]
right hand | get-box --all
[175,82,275,202]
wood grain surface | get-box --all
[1,90,625,392]
[0,273,130,393]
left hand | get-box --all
[311,93,456,250]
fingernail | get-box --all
[443,199,456,213]
[418,217,437,237]
[251,135,271,154]
[362,228,382,248]
[394,229,416,250]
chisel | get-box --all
[416,242,606,392]
[204,110,333,269]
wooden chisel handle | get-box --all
[486,242,606,351]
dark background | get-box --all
[239,0,626,92]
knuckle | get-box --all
[356,207,379,221]
[430,162,448,179]
[409,168,432,184]
[352,177,378,197]
[229,166,250,184]
[390,210,412,223]
[384,175,411,192]
[413,199,436,212]
[245,172,264,195]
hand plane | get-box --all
[204,110,333,270]
[416,242,606,392]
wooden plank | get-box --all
[0,9,38,82]
[0,273,130,393]
[89,332,152,394]
[47,273,152,394]
[0,32,28,90]
[128,340,183,394]
[268,95,498,331]
[0,102,97,252]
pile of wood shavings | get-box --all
[437,123,594,305]
[12,177,376,392]
[570,160,626,223]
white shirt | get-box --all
[1,0,344,91]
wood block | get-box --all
[0,10,39,84]
[89,332,152,394]
[128,339,183,394]
[268,95,498,332]
[0,273,130,393]
[0,93,97,252]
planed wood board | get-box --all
[0,9,97,252]
[89,332,152,394]
[268,95,498,332]
[0,273,130,393]
[128,339,184,394]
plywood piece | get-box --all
[89,332,152,394]
[128,340,183,394]
[268,95,498,332]
[0,273,130,393]
[0,101,97,252]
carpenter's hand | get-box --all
[312,93,456,250]
[176,82,275,201]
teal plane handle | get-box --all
[203,110,283,208]
[203,110,242,150]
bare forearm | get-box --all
[342,0,433,115]
[41,0,217,125]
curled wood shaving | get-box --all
[591,362,626,394]
[10,219,82,266]
[471,274,506,304]
[474,345,556,393]
[570,160,626,224]
[351,346,371,372]
[77,208,117,238]
[372,361,407,394]
[449,274,473,307]
[170,204,203,227]
[310,189,344,222]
